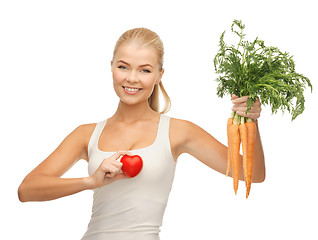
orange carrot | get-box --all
[245,120,256,198]
[239,120,248,185]
[229,122,240,195]
[226,117,233,176]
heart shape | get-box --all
[120,155,143,178]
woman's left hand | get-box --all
[231,94,261,120]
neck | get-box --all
[111,100,159,123]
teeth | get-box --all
[124,87,140,92]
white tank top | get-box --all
[81,114,177,240]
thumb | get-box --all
[232,94,238,100]
[113,173,130,181]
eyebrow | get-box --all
[117,60,153,68]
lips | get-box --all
[122,86,142,95]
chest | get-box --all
[98,121,158,152]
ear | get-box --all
[110,60,114,72]
[156,68,164,85]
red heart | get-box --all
[120,155,143,178]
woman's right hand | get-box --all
[87,151,132,189]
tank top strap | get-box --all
[155,114,170,144]
[154,114,175,165]
[88,119,107,156]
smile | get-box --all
[122,86,142,95]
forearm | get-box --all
[18,175,93,202]
[251,120,265,183]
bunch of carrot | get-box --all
[214,20,312,197]
[226,111,255,198]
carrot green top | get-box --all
[214,19,312,121]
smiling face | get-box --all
[111,41,164,106]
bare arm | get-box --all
[18,123,132,202]
[18,124,93,202]
[171,96,265,183]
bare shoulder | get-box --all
[170,117,203,134]
[24,122,98,178]
[169,117,207,143]
[49,122,98,163]
[170,117,195,134]
[77,122,97,136]
[169,117,220,161]
[76,122,97,161]
[169,117,200,160]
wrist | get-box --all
[82,177,96,190]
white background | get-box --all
[1,0,317,239]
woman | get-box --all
[18,28,265,239]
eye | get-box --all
[142,69,151,73]
[118,65,127,70]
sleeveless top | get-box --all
[81,114,177,240]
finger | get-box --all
[254,99,261,106]
[113,161,123,168]
[248,112,260,120]
[232,96,249,104]
[106,166,121,176]
[113,173,130,181]
[105,172,117,178]
[121,151,133,156]
[232,94,239,100]
[111,151,132,160]
[233,98,261,110]
[236,110,260,120]
[233,102,247,109]
[233,108,261,119]
[103,166,118,175]
[105,170,112,177]
[232,96,261,107]
[101,159,120,171]
[233,105,260,113]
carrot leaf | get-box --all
[214,19,312,120]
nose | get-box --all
[126,70,138,83]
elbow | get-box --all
[18,183,30,202]
[18,185,25,202]
[252,177,265,183]
[257,176,266,183]
[260,168,266,183]
[252,171,266,183]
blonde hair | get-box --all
[112,28,171,114]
